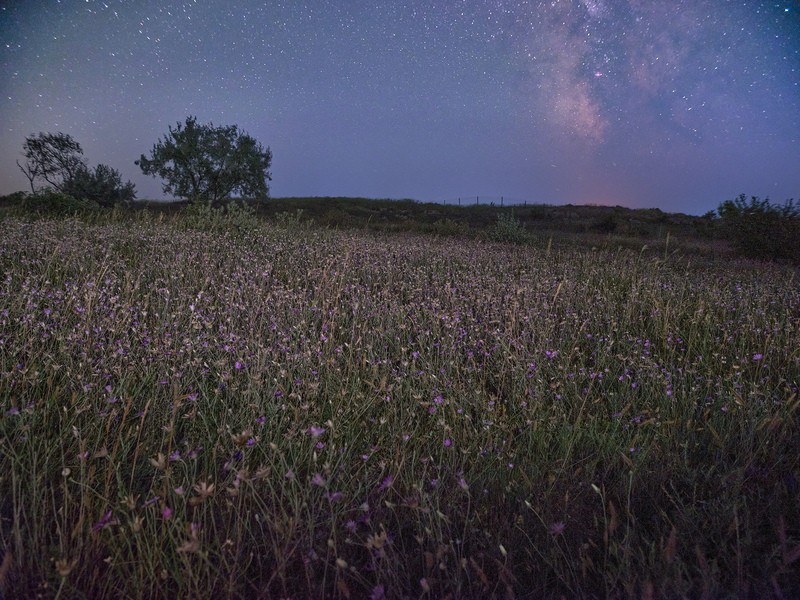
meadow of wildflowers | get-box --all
[1,215,798,598]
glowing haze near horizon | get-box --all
[1,1,798,215]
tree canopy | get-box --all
[136,116,272,204]
[17,132,136,206]
[17,132,86,194]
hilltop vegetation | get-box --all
[4,191,799,264]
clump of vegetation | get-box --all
[18,189,101,217]
[717,194,800,263]
[274,208,313,230]
[1,216,798,598]
[136,116,272,205]
[16,132,135,207]
[180,199,258,234]
[488,210,529,243]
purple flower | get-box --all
[308,425,326,438]
[753,353,763,361]
[161,505,173,520]
[370,584,386,600]
[443,438,453,448]
[548,521,566,536]
[311,473,327,487]
[378,475,394,491]
[235,360,243,370]
[92,510,113,532]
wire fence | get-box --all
[433,195,542,207]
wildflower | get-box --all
[311,473,327,487]
[235,361,244,370]
[92,510,114,532]
[545,350,558,359]
[191,481,215,503]
[753,353,763,361]
[308,425,326,438]
[370,584,386,600]
[443,438,453,448]
[285,469,295,480]
[161,505,173,520]
[378,475,394,491]
[549,521,566,536]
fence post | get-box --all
[477,196,479,206]
[501,196,504,207]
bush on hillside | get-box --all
[717,194,799,262]
[20,190,101,217]
[488,211,528,244]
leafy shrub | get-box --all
[589,214,618,233]
[19,190,101,217]
[181,199,259,234]
[717,194,800,262]
[275,208,313,230]
[488,211,528,244]
[63,163,136,207]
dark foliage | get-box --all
[17,132,86,193]
[63,163,136,207]
[717,194,800,262]
[17,132,135,206]
[20,190,101,216]
[136,116,272,205]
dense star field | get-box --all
[1,214,798,597]
[1,1,799,212]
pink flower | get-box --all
[443,438,453,448]
[161,506,173,520]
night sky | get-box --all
[1,1,799,215]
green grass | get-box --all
[0,212,798,598]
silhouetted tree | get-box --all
[17,132,86,193]
[136,116,272,205]
[17,132,135,205]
